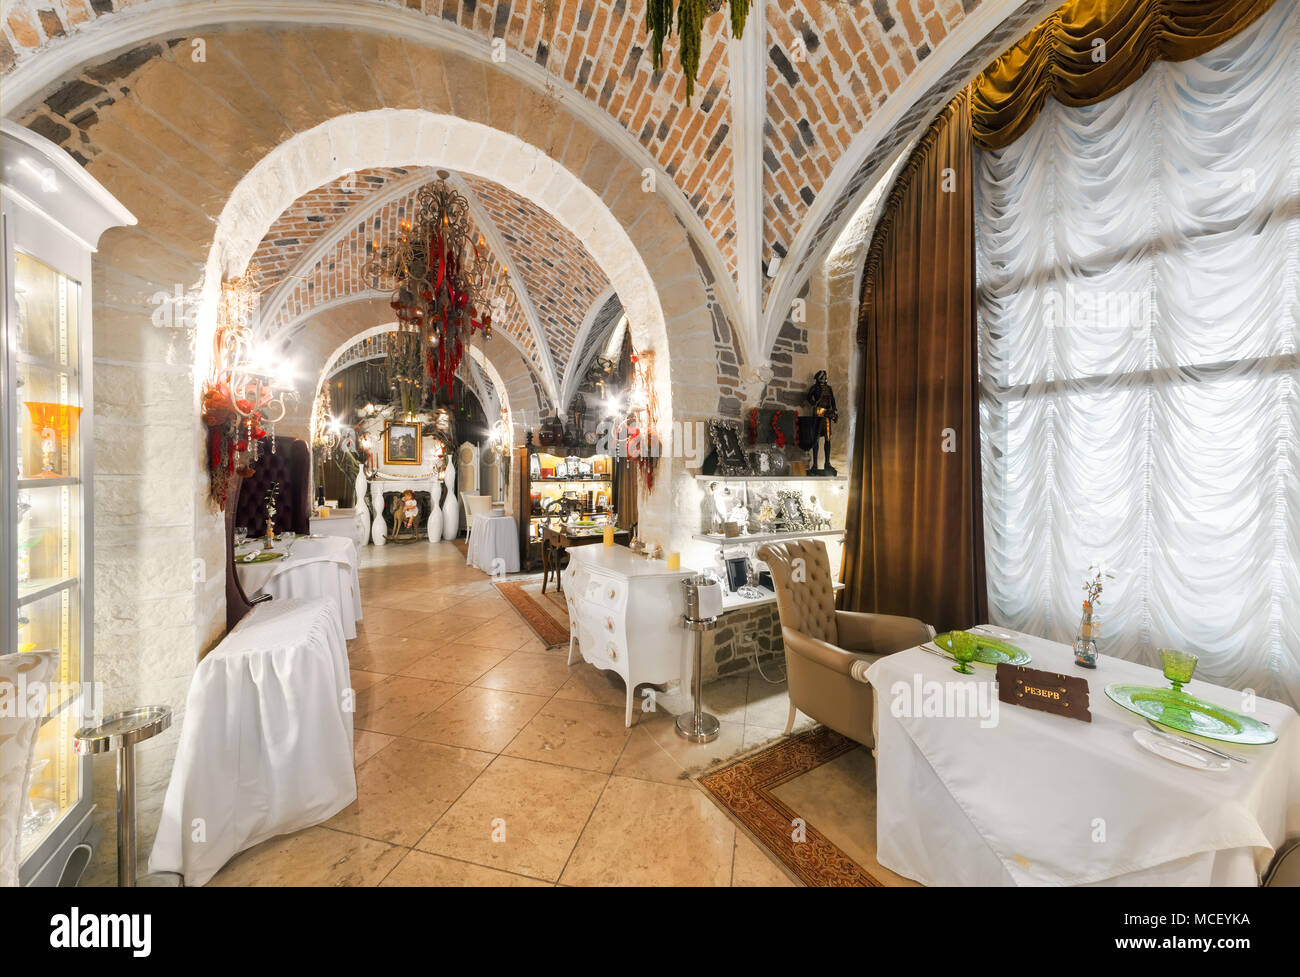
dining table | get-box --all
[234,535,362,639]
[865,630,1300,886]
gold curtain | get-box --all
[970,0,1277,150]
[844,93,988,632]
[612,331,639,533]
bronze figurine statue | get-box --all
[804,370,838,475]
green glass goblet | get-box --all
[951,631,978,675]
[1159,647,1198,694]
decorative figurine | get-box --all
[807,494,832,530]
[804,370,839,476]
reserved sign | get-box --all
[996,664,1092,722]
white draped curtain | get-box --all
[975,0,1300,707]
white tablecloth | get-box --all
[866,633,1300,886]
[148,598,356,886]
[465,513,519,574]
[236,536,362,639]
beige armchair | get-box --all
[759,539,933,749]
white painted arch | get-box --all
[314,322,515,439]
[201,109,677,435]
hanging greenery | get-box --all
[645,0,750,101]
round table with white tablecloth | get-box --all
[234,536,362,639]
[465,513,519,574]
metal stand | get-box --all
[676,615,721,742]
[74,705,171,887]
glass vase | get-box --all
[1073,603,1098,669]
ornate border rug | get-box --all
[493,580,570,649]
[698,726,883,886]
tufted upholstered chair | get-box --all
[233,436,311,538]
[759,539,933,749]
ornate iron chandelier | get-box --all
[362,180,493,399]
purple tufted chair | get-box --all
[233,436,311,538]
[759,539,933,749]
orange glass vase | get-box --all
[24,401,82,478]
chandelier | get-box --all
[362,180,493,399]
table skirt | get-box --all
[466,514,519,574]
[148,598,356,886]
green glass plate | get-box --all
[1104,684,1277,745]
[237,551,285,564]
[933,631,1031,667]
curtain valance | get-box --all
[969,0,1277,150]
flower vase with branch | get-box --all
[1073,564,1114,669]
[263,481,280,550]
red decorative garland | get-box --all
[747,407,759,445]
[771,410,786,448]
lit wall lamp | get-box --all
[200,264,299,508]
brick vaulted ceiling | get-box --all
[251,165,613,403]
[3,0,1012,365]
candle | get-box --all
[666,552,680,571]
[602,526,615,546]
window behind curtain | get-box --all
[974,0,1299,707]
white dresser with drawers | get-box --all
[563,546,695,726]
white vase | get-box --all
[370,482,387,546]
[441,464,458,541]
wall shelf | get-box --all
[693,474,848,484]
[692,528,845,547]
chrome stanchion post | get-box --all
[676,575,720,743]
[75,705,172,887]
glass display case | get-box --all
[2,120,135,885]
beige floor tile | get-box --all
[400,643,512,685]
[504,698,633,773]
[348,668,388,693]
[380,850,550,887]
[459,619,538,652]
[612,712,750,785]
[353,674,463,735]
[403,685,549,753]
[353,729,396,766]
[553,662,629,708]
[732,832,796,887]
[356,610,439,638]
[560,776,735,886]
[347,635,446,674]
[327,737,493,846]
[416,755,606,882]
[474,649,575,696]
[770,746,918,886]
[206,826,403,887]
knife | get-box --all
[1145,719,1248,764]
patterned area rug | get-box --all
[494,580,570,648]
[698,726,883,886]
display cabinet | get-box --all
[516,446,614,569]
[2,121,135,885]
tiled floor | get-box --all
[207,540,807,886]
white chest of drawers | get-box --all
[564,546,695,726]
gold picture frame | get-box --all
[384,422,422,465]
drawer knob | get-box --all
[607,644,618,661]
[608,588,617,600]
[605,617,615,632]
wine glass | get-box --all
[280,530,296,551]
[1159,648,1198,694]
[950,631,979,675]
[234,526,248,549]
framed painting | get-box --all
[706,418,753,476]
[384,422,422,465]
